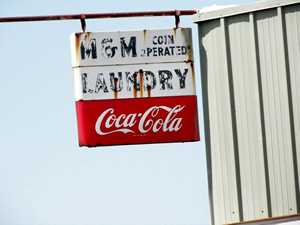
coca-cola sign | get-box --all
[71,28,200,147]
[95,105,184,135]
[76,97,199,146]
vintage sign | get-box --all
[70,28,199,147]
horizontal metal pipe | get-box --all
[0,10,197,23]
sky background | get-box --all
[0,1,259,225]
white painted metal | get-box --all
[71,28,196,101]
[73,62,195,100]
[227,13,268,221]
[200,19,240,225]
[70,28,193,67]
[193,0,300,23]
[195,0,300,224]
[255,6,296,216]
[284,3,300,210]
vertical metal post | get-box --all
[175,10,181,28]
[80,14,86,32]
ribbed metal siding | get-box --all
[196,1,300,225]
[285,4,300,215]
[200,19,241,225]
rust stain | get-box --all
[172,27,177,39]
[143,29,147,43]
[133,73,137,98]
[139,69,144,98]
[74,32,92,65]
[113,77,119,99]
[184,41,195,84]
[191,61,195,84]
[84,32,92,40]
[74,33,81,65]
[75,33,81,50]
[147,85,151,97]
[184,31,193,62]
[186,45,193,62]
[187,45,193,65]
[181,29,194,64]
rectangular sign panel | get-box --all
[73,62,195,101]
[76,96,199,146]
[70,28,193,67]
[70,28,199,147]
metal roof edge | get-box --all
[192,0,300,23]
[226,214,300,225]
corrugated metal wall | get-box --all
[195,1,300,224]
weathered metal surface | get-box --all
[70,28,193,67]
[194,0,300,224]
[226,214,300,225]
[71,28,199,147]
[192,0,299,22]
[0,10,197,23]
[73,62,195,101]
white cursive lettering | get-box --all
[95,105,185,136]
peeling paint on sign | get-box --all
[70,28,199,147]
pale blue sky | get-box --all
[0,1,253,225]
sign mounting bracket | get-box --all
[175,10,181,28]
[0,10,196,24]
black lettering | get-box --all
[159,70,173,90]
[175,68,188,89]
[181,46,187,55]
[167,35,174,44]
[81,73,88,93]
[126,72,140,91]
[104,46,117,58]
[140,49,146,57]
[158,36,163,44]
[164,47,170,56]
[120,36,137,57]
[158,47,164,56]
[101,38,117,59]
[95,73,108,93]
[153,35,174,45]
[109,72,123,92]
[153,36,158,45]
[80,39,97,60]
[144,71,156,90]
[153,47,158,57]
[146,48,152,56]
[169,46,175,55]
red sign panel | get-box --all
[76,96,199,147]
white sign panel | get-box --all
[73,62,195,101]
[70,28,193,67]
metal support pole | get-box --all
[175,10,181,28]
[80,14,86,32]
[0,10,196,23]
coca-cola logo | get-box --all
[95,105,185,135]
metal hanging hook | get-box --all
[175,10,180,28]
[80,14,86,32]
